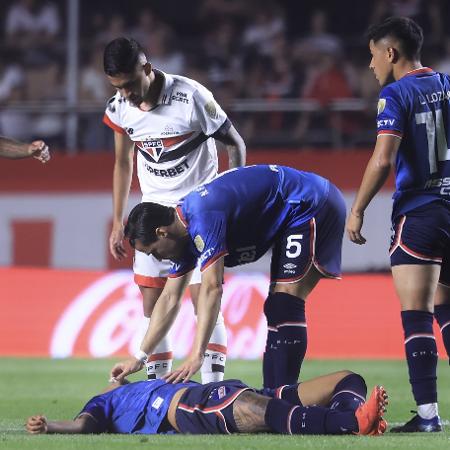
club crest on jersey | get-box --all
[138,139,164,162]
[377,98,386,115]
[194,235,205,252]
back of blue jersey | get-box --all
[376,67,450,217]
[78,380,198,434]
[171,165,330,276]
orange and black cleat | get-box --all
[354,385,388,436]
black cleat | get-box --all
[390,411,442,433]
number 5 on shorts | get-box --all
[286,234,303,258]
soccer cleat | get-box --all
[390,412,442,433]
[354,385,388,436]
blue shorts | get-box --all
[175,380,252,434]
[271,183,346,283]
[390,201,450,286]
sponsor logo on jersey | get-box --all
[204,100,219,119]
[195,185,209,197]
[126,128,134,135]
[199,247,215,264]
[171,91,189,104]
[194,235,205,252]
[144,160,190,178]
[377,118,395,128]
[283,263,297,270]
[377,98,386,115]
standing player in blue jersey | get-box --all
[26,371,388,436]
[346,17,450,432]
[110,164,346,389]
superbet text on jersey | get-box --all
[375,67,450,219]
[103,69,231,206]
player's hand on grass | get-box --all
[110,358,143,382]
[163,354,204,384]
[29,140,50,164]
[26,415,48,434]
[346,209,367,245]
[109,224,127,260]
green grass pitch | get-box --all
[0,358,449,450]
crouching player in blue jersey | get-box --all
[347,17,450,432]
[110,165,346,389]
[26,371,387,436]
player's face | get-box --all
[107,62,151,108]
[369,39,393,86]
[134,235,187,262]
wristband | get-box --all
[134,350,148,364]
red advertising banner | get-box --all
[0,268,445,359]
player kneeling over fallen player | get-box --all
[112,164,346,389]
[26,370,387,436]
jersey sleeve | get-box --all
[168,210,228,277]
[376,85,405,139]
[192,211,228,272]
[192,85,228,136]
[103,94,126,135]
[76,394,108,432]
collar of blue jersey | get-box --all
[154,69,175,106]
[404,67,434,78]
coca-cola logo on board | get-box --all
[50,271,270,359]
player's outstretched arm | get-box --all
[215,124,246,169]
[110,273,191,381]
[346,135,400,244]
[165,259,224,383]
[0,137,50,163]
[26,414,98,434]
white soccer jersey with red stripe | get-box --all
[103,70,229,205]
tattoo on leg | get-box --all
[233,392,271,433]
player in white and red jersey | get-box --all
[103,37,246,383]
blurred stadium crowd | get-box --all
[1,0,450,151]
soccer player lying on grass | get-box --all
[26,370,387,436]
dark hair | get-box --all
[366,17,423,60]
[103,37,146,76]
[124,202,175,247]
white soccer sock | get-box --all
[201,312,227,383]
[142,318,173,379]
[417,402,439,419]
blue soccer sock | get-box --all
[263,293,279,389]
[434,304,450,362]
[262,331,277,389]
[401,310,438,405]
[264,398,357,435]
[329,373,367,412]
[263,292,307,388]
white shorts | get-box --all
[133,250,202,288]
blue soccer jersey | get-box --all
[376,67,450,218]
[169,165,331,277]
[77,380,197,434]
